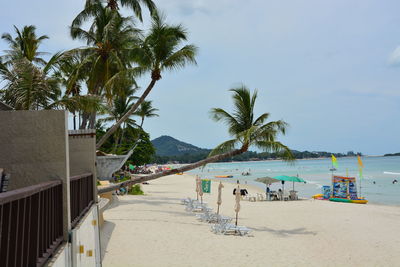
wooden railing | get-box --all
[0,180,63,267]
[70,173,94,228]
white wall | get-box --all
[71,205,102,267]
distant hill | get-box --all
[384,153,400,157]
[151,135,210,156]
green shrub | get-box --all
[128,184,144,195]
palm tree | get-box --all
[96,12,198,149]
[0,53,61,110]
[134,100,158,127]
[72,0,156,26]
[1,25,49,66]
[98,85,138,152]
[98,85,294,193]
[69,6,141,128]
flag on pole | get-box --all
[358,156,363,179]
[357,155,364,168]
[331,155,338,168]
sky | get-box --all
[1,0,400,155]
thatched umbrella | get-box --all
[217,182,224,215]
[234,185,241,226]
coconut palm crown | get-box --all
[208,85,294,160]
[1,25,49,66]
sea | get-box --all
[188,156,400,206]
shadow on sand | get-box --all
[251,226,317,237]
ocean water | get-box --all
[188,156,400,206]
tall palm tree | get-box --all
[134,100,158,127]
[69,6,140,128]
[72,0,156,26]
[98,85,294,193]
[96,12,198,149]
[1,25,49,66]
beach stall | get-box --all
[329,176,367,204]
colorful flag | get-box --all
[357,155,364,168]
[129,164,135,170]
[359,167,363,179]
[331,155,338,168]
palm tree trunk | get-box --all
[73,111,77,130]
[96,79,157,149]
[80,112,89,129]
[88,111,96,129]
[98,147,247,194]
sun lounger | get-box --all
[211,222,251,236]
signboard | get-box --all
[201,179,211,193]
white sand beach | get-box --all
[101,174,400,267]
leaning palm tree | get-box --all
[1,25,49,66]
[96,12,198,149]
[98,85,294,193]
[134,100,159,127]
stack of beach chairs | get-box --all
[180,197,252,236]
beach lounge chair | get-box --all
[211,222,251,236]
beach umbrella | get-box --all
[256,177,279,199]
[217,182,224,215]
[195,176,200,200]
[255,177,279,185]
[199,178,204,204]
[273,175,306,191]
[234,185,241,226]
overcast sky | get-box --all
[2,0,400,155]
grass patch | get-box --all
[128,184,144,195]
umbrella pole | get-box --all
[235,212,238,226]
[293,181,295,191]
[217,204,220,215]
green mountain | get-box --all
[151,135,210,156]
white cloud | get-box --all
[388,46,400,66]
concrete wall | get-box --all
[68,129,97,201]
[71,204,102,267]
[46,243,70,267]
[0,110,71,240]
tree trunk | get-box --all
[98,147,247,194]
[96,79,157,149]
[80,112,89,129]
[73,112,77,130]
[88,111,96,129]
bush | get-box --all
[128,184,144,195]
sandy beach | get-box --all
[101,174,400,267]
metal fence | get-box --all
[70,173,94,228]
[0,180,63,267]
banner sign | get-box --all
[201,179,211,193]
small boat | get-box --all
[215,175,233,178]
[329,198,368,204]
